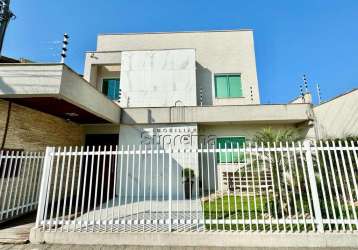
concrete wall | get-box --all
[83,51,122,86]
[86,30,260,106]
[309,89,358,139]
[120,49,197,107]
[0,64,62,96]
[121,104,312,125]
[117,124,199,199]
[0,99,84,151]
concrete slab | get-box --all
[29,230,358,248]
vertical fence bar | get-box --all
[106,146,112,231]
[55,147,67,231]
[36,147,55,228]
[267,142,278,232]
[61,147,72,231]
[280,142,292,232]
[231,143,238,231]
[168,146,172,232]
[92,146,101,231]
[313,141,330,231]
[206,144,212,231]
[344,140,358,230]
[212,144,219,230]
[262,142,272,232]
[117,145,123,232]
[49,148,61,232]
[12,151,24,217]
[237,145,245,231]
[286,142,298,232]
[332,141,351,231]
[86,146,95,231]
[136,145,141,230]
[292,142,307,232]
[99,146,107,230]
[249,143,258,230]
[339,141,358,230]
[6,151,19,218]
[1,150,14,220]
[0,150,9,220]
[117,145,124,232]
[129,145,135,231]
[149,145,153,231]
[75,146,85,232]
[31,153,42,210]
[255,143,264,231]
[320,141,337,231]
[304,141,324,233]
[243,143,251,231]
[273,142,285,231]
[142,145,147,232]
[199,145,204,231]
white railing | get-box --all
[34,141,358,233]
[0,150,44,223]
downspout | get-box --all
[1,100,12,149]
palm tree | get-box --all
[247,127,306,217]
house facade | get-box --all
[0,30,318,199]
[83,30,312,147]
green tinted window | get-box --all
[214,74,243,98]
[102,79,120,100]
[216,137,246,163]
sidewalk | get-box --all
[1,245,355,250]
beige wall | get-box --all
[198,123,305,143]
[310,89,358,139]
[0,99,84,151]
[86,30,260,106]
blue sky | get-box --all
[3,0,358,104]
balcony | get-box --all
[0,63,121,124]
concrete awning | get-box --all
[0,64,120,124]
[121,104,313,125]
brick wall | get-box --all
[0,99,84,151]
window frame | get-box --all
[214,73,243,99]
[101,78,120,101]
[216,136,246,163]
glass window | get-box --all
[102,79,120,101]
[214,74,243,98]
[216,137,246,163]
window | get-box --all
[102,79,120,101]
[216,137,246,163]
[214,74,243,98]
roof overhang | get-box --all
[0,64,120,124]
[121,104,313,125]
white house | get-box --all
[0,29,355,200]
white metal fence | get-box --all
[34,141,358,233]
[0,150,44,223]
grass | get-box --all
[201,194,358,231]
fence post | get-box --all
[35,147,54,228]
[168,146,172,232]
[304,140,324,233]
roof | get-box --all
[316,88,358,107]
[98,29,253,36]
[0,56,19,63]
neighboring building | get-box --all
[0,55,19,63]
[309,88,358,139]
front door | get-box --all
[84,134,119,207]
